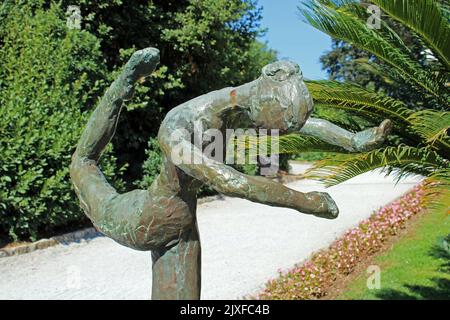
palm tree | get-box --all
[274,0,449,215]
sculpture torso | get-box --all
[150,74,314,248]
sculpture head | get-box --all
[250,60,313,133]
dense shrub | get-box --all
[0,2,123,240]
[53,0,277,181]
[0,0,276,241]
[136,138,163,189]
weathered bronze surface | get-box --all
[70,47,391,299]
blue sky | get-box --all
[258,0,332,80]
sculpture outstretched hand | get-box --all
[70,48,391,300]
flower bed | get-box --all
[259,183,426,300]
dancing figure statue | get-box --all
[70,47,391,299]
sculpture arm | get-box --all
[299,117,392,152]
[170,140,338,219]
[75,48,160,161]
[70,48,160,250]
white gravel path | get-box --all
[0,163,422,300]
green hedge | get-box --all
[0,2,123,240]
[0,0,276,241]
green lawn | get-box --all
[337,210,450,300]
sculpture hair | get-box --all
[261,60,302,82]
[250,60,304,119]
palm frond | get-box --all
[422,168,450,216]
[371,0,450,71]
[304,145,446,187]
[314,104,372,132]
[353,57,396,85]
[277,134,343,154]
[300,1,442,97]
[235,133,343,157]
[408,110,450,148]
[306,80,413,125]
[314,0,413,54]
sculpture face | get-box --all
[251,60,313,133]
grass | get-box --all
[337,208,450,300]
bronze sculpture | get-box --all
[70,47,391,299]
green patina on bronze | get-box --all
[70,47,391,300]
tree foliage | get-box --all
[318,1,447,110]
[54,0,277,182]
[0,1,124,240]
[0,0,276,241]
[289,0,449,216]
